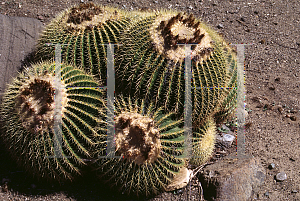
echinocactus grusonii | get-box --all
[115,10,236,127]
[0,61,105,182]
[93,96,191,197]
[35,2,148,85]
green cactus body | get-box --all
[0,61,105,182]
[115,11,234,126]
[36,2,143,85]
[94,96,189,196]
[190,117,217,166]
[214,50,238,123]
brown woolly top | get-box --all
[16,73,67,135]
[149,12,214,63]
[62,2,122,31]
[115,112,161,165]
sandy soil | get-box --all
[0,0,299,200]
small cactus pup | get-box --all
[0,61,105,182]
[35,2,141,85]
[94,96,191,197]
[116,10,235,126]
[190,116,217,166]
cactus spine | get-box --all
[94,96,189,196]
[0,61,105,182]
[115,10,234,126]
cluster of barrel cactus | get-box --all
[0,2,237,197]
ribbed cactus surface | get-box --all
[36,2,137,86]
[94,96,188,196]
[214,50,238,123]
[190,117,217,166]
[115,11,235,126]
[0,61,105,182]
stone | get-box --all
[216,133,235,147]
[199,154,266,201]
[0,14,44,99]
[275,172,287,181]
[217,24,224,29]
[268,163,275,169]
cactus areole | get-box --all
[115,112,161,165]
[150,13,213,62]
[16,75,67,135]
[65,2,122,31]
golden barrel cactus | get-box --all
[0,61,105,182]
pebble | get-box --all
[264,191,269,197]
[275,172,287,181]
[175,189,183,194]
[291,190,298,193]
[269,86,275,90]
[268,163,275,169]
[216,133,235,147]
[290,116,297,121]
[217,24,224,29]
[37,15,44,21]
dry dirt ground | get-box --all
[0,0,299,200]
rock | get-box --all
[37,14,44,21]
[199,154,266,201]
[0,14,44,99]
[268,163,275,169]
[290,116,297,121]
[217,24,224,29]
[264,191,269,197]
[291,190,298,193]
[275,172,287,181]
[216,133,235,148]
